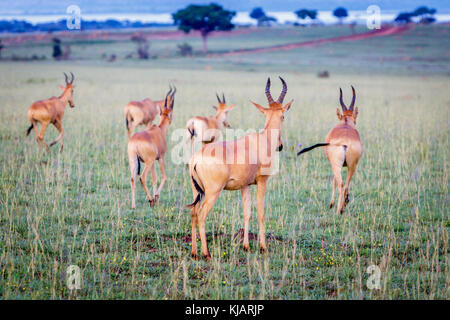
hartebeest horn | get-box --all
[222,93,226,104]
[171,85,176,99]
[277,76,287,104]
[339,88,347,111]
[349,86,356,111]
[64,72,69,85]
[265,78,275,105]
[216,93,222,104]
[69,72,74,84]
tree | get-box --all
[131,34,150,59]
[0,40,4,59]
[394,12,413,24]
[52,37,62,60]
[295,9,318,22]
[411,6,437,24]
[172,3,235,53]
[333,7,348,24]
[250,7,265,21]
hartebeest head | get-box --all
[61,72,75,108]
[250,77,293,151]
[337,86,358,124]
[160,87,176,122]
[213,93,235,128]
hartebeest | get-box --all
[297,86,363,214]
[124,85,176,138]
[186,77,293,260]
[26,72,75,152]
[127,88,175,209]
[184,93,235,160]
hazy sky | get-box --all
[1,0,448,15]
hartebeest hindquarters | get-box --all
[124,85,176,138]
[184,93,235,161]
[186,77,293,260]
[26,72,75,152]
[297,86,363,214]
[127,88,175,209]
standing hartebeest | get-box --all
[127,88,175,209]
[297,86,363,214]
[26,72,75,152]
[124,85,176,138]
[184,93,235,160]
[186,77,293,260]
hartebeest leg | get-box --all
[154,158,166,202]
[331,165,344,214]
[38,121,50,152]
[241,186,251,251]
[329,177,337,209]
[343,165,356,207]
[140,162,155,206]
[150,164,157,199]
[256,176,268,252]
[197,192,221,260]
[50,120,64,152]
[129,156,138,209]
[31,120,44,151]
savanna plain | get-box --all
[0,24,448,299]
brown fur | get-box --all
[26,73,75,152]
[127,90,175,209]
[186,78,292,260]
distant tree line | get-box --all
[0,19,171,33]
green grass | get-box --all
[0,25,448,299]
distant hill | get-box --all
[1,0,448,15]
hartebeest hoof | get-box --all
[344,194,350,205]
[154,195,160,202]
[149,199,156,206]
[243,245,250,252]
[191,253,200,260]
[329,203,334,209]
[203,254,211,261]
[259,247,268,254]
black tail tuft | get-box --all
[297,143,330,156]
[137,156,142,175]
[26,124,33,136]
[186,165,204,209]
[188,127,195,139]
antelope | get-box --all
[184,93,235,160]
[297,86,363,214]
[127,88,175,209]
[124,85,176,138]
[26,72,75,152]
[186,77,293,260]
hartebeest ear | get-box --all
[336,108,344,120]
[250,101,267,114]
[226,104,235,111]
[60,85,65,90]
[353,107,359,120]
[282,99,293,113]
[212,106,218,111]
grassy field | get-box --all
[0,24,448,299]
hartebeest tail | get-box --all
[186,77,293,260]
[297,86,363,214]
[124,85,176,138]
[26,72,75,152]
[127,88,176,208]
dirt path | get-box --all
[222,25,411,56]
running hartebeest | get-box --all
[186,77,293,260]
[184,93,235,160]
[26,72,75,152]
[297,86,363,214]
[127,88,175,209]
[124,85,176,138]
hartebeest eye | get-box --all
[281,115,285,121]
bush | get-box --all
[177,42,193,56]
